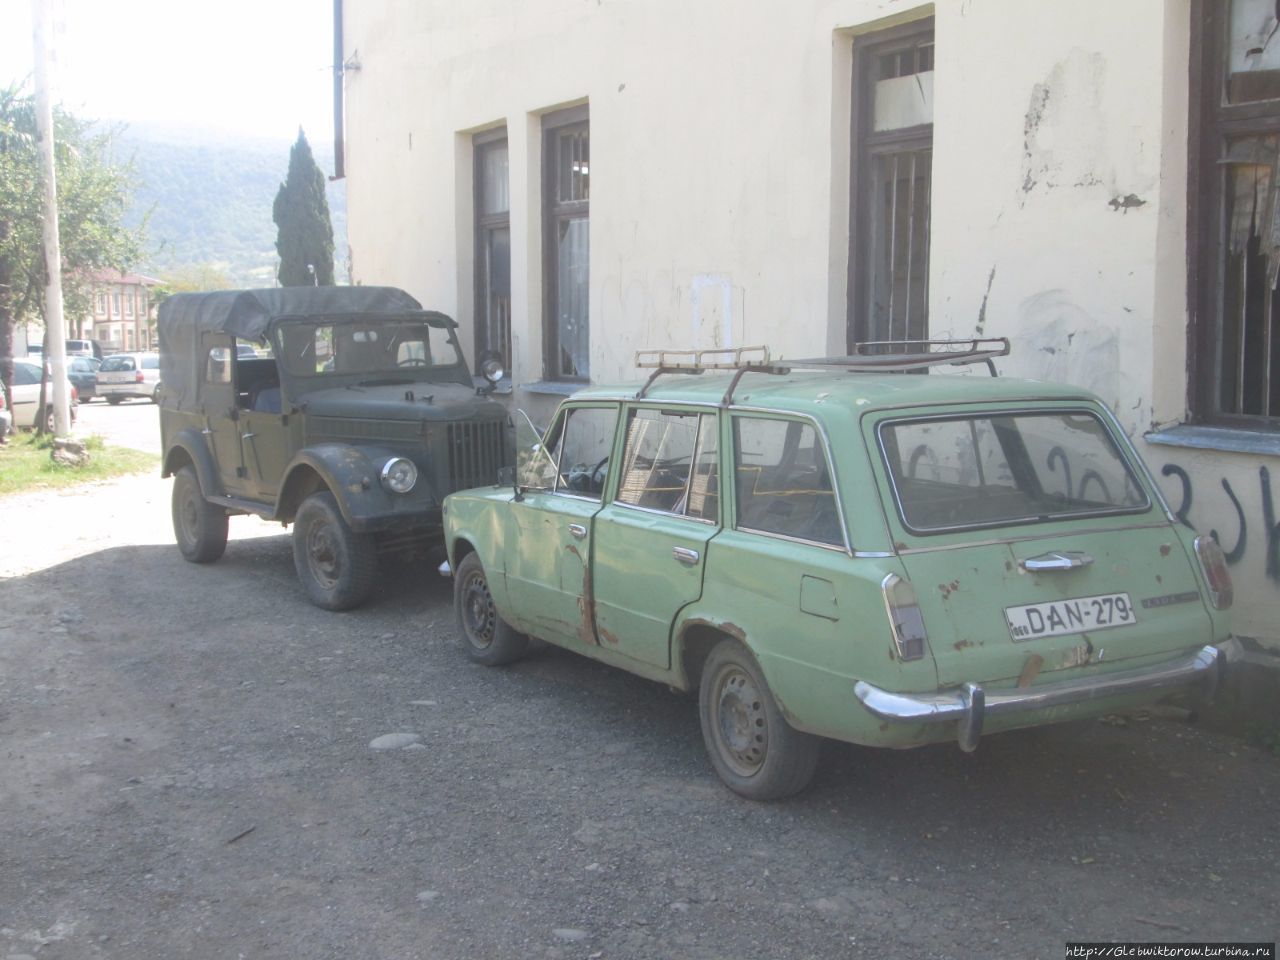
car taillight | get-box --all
[135,371,144,383]
[1194,536,1233,610]
[881,573,928,661]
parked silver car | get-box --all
[97,352,161,404]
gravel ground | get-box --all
[1,473,1278,960]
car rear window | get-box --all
[142,356,159,370]
[879,411,1150,534]
[101,356,135,372]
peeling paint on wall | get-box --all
[1021,50,1107,204]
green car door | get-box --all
[591,407,720,670]
[503,403,619,649]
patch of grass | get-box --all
[0,433,158,497]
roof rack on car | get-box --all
[634,345,774,398]
[633,338,1011,403]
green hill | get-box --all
[118,126,348,287]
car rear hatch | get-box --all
[872,404,1215,687]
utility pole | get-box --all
[31,0,71,435]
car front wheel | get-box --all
[172,465,228,563]
[291,491,376,611]
[454,551,528,666]
[699,639,820,801]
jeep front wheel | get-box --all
[172,465,228,564]
[698,639,820,801]
[292,491,376,611]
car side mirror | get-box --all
[496,464,523,502]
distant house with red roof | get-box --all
[81,270,162,352]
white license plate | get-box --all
[1005,593,1137,641]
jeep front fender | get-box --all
[277,444,439,532]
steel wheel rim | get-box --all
[306,519,341,588]
[179,489,200,546]
[461,573,495,650]
[711,663,768,778]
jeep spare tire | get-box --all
[292,491,377,611]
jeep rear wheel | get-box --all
[454,552,528,666]
[172,465,228,563]
[698,639,820,800]
[292,491,376,611]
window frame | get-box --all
[542,104,590,383]
[847,17,935,352]
[473,127,511,371]
[1189,0,1280,431]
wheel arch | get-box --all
[674,617,751,695]
[162,429,220,495]
[276,462,331,523]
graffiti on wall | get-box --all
[1160,464,1280,583]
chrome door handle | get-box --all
[568,523,587,540]
[201,428,213,435]
[1020,551,1094,572]
[673,547,700,565]
[241,432,255,440]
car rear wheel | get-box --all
[292,491,376,611]
[172,465,228,563]
[699,639,820,800]
[106,396,123,406]
[454,551,528,666]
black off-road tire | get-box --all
[454,551,528,666]
[292,491,377,611]
[698,639,821,801]
[171,465,228,564]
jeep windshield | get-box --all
[879,409,1151,534]
[274,317,467,383]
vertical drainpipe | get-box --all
[332,0,345,180]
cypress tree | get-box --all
[272,129,334,286]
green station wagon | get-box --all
[442,341,1239,799]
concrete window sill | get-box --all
[1144,424,1280,458]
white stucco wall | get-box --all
[342,0,1280,649]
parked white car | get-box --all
[97,352,161,404]
[5,359,77,431]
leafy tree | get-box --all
[272,129,334,287]
[0,81,143,418]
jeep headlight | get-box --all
[380,457,418,494]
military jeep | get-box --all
[159,286,510,611]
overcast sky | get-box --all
[3,0,335,144]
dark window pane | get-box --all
[1226,0,1280,103]
[483,226,511,363]
[734,418,842,546]
[556,217,590,378]
[557,128,589,203]
[552,406,616,499]
[617,408,699,512]
[479,141,509,215]
[687,414,720,521]
[882,413,1147,532]
[867,149,931,342]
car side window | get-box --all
[206,347,232,384]
[533,406,616,500]
[733,416,843,547]
[616,408,718,520]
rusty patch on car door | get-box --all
[565,543,598,646]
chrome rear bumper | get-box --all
[854,639,1240,753]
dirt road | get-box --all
[1,473,1277,959]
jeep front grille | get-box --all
[447,420,508,492]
